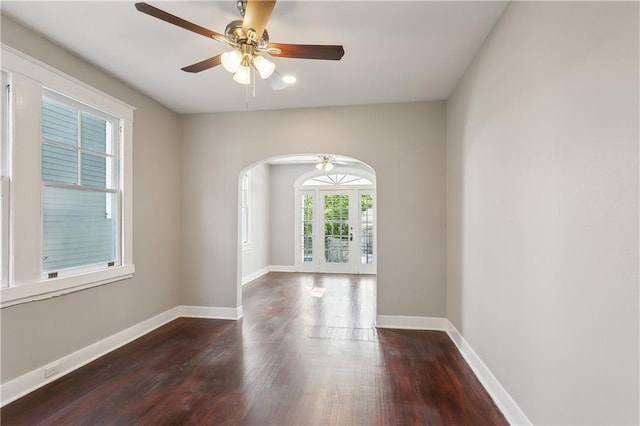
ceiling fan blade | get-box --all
[267,43,345,60]
[267,70,288,91]
[181,55,223,73]
[242,0,276,41]
[135,2,225,41]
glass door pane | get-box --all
[360,194,374,265]
[301,193,313,263]
[324,194,350,264]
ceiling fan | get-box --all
[315,154,336,171]
[134,0,345,89]
[287,154,357,171]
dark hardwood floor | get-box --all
[2,273,507,425]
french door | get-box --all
[297,189,375,274]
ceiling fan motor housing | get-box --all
[225,19,244,42]
[225,19,269,47]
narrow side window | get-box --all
[241,172,250,245]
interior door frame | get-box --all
[294,167,376,274]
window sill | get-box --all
[1,264,135,308]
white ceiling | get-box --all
[1,1,508,114]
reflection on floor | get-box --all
[2,272,507,425]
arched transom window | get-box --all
[302,173,372,186]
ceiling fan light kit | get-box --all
[232,60,251,85]
[316,155,335,172]
[316,162,334,172]
[221,50,242,72]
[253,55,276,79]
[134,0,344,93]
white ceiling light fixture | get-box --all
[223,28,276,86]
[315,155,335,172]
[221,50,242,72]
[253,55,276,79]
[232,57,251,85]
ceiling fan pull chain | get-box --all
[245,83,249,109]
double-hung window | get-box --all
[41,93,120,277]
[1,45,134,307]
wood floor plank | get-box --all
[1,273,507,425]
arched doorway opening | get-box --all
[237,153,377,288]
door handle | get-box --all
[350,232,353,241]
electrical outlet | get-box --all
[44,362,61,379]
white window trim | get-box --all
[241,172,250,246]
[293,167,376,190]
[0,44,135,308]
[1,72,10,287]
[1,265,136,307]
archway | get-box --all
[237,153,377,307]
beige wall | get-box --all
[180,102,447,317]
[268,162,373,268]
[241,162,270,279]
[0,15,182,382]
[447,2,639,423]
[268,164,312,267]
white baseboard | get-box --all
[179,305,243,320]
[269,265,295,272]
[3,308,529,426]
[374,315,531,426]
[243,265,295,286]
[0,307,179,407]
[1,304,242,407]
[444,322,531,426]
[242,266,270,286]
[376,315,448,330]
